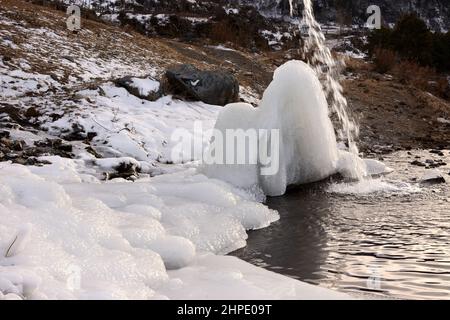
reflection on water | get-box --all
[232,150,450,299]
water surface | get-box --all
[232,150,450,299]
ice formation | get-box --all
[202,60,339,196]
[0,158,350,299]
[202,0,372,195]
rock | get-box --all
[0,130,10,139]
[411,160,426,167]
[114,76,162,101]
[420,170,447,184]
[63,123,86,141]
[103,161,140,181]
[25,107,40,118]
[86,132,97,142]
[163,64,239,106]
[34,138,73,158]
[62,55,75,63]
[430,149,444,156]
[11,140,25,151]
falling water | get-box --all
[289,0,364,179]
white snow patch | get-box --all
[437,117,450,124]
[129,78,160,97]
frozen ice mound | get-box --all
[202,60,339,196]
[160,254,351,300]
[0,160,279,299]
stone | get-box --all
[163,64,239,106]
[0,130,10,139]
[25,107,40,118]
[411,160,426,167]
[420,170,447,184]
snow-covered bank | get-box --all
[0,158,348,300]
[0,2,353,300]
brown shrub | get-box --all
[208,19,269,51]
[373,48,397,74]
[436,77,450,99]
[393,60,437,90]
[209,21,239,44]
[345,56,371,73]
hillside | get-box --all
[2,0,449,163]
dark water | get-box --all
[232,151,450,299]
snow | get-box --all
[128,78,160,96]
[0,69,59,98]
[364,159,394,176]
[0,159,349,300]
[202,61,339,196]
[44,84,221,165]
[207,45,237,52]
[161,254,350,300]
[421,169,446,183]
[437,117,450,124]
[260,29,292,49]
[148,236,196,270]
[0,7,353,300]
[224,7,239,15]
[202,61,395,197]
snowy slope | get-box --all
[59,0,450,32]
[249,0,450,32]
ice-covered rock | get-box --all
[337,152,393,178]
[420,169,447,184]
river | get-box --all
[232,150,450,299]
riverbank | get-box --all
[1,0,448,300]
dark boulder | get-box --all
[163,64,239,106]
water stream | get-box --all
[292,0,363,179]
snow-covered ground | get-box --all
[0,155,352,299]
[0,100,349,300]
[0,2,355,300]
[0,65,352,298]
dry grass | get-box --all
[373,48,397,74]
[369,47,449,100]
[345,56,371,73]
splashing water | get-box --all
[289,0,364,179]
